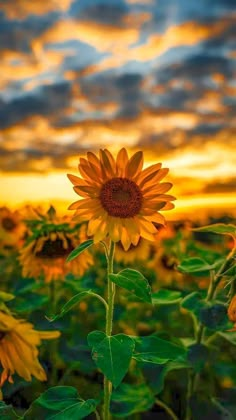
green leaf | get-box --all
[187,343,209,372]
[218,331,236,345]
[87,330,106,348]
[190,394,234,420]
[109,269,152,303]
[141,360,189,394]
[133,335,187,363]
[152,289,182,305]
[193,223,236,237]
[12,293,49,313]
[88,332,135,388]
[24,386,97,420]
[47,290,92,321]
[177,257,217,274]
[181,292,206,314]
[66,240,93,262]
[111,383,155,417]
[0,291,15,302]
[0,401,18,419]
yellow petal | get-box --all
[116,148,128,176]
[126,151,143,178]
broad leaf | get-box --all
[109,269,152,303]
[141,360,189,394]
[66,240,93,262]
[152,289,182,305]
[181,292,206,314]
[0,291,14,302]
[190,394,234,420]
[218,331,236,345]
[47,290,92,321]
[111,383,155,417]
[12,293,49,313]
[178,257,217,274]
[133,335,187,363]
[187,343,209,372]
[0,401,18,419]
[88,332,135,388]
[24,386,97,419]
[193,223,236,237]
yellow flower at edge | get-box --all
[0,311,60,386]
[67,148,175,250]
[0,207,26,253]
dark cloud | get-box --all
[203,178,236,194]
[0,82,71,128]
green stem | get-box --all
[103,241,116,420]
[155,398,179,420]
[49,280,58,386]
[185,246,236,419]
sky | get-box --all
[0,0,235,219]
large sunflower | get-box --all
[67,148,175,250]
[19,207,93,283]
[0,311,60,385]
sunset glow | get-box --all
[0,0,235,220]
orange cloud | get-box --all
[0,0,72,19]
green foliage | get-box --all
[187,343,209,372]
[178,257,219,274]
[0,402,18,420]
[66,240,94,262]
[47,290,93,321]
[109,268,152,303]
[110,383,155,417]
[152,289,182,305]
[133,335,187,363]
[88,331,135,388]
[23,386,97,419]
[193,223,236,237]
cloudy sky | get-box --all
[0,0,235,218]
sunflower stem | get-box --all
[103,240,115,420]
[49,280,58,386]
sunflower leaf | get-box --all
[109,269,152,303]
[110,383,155,417]
[177,257,218,274]
[152,289,182,305]
[23,386,98,419]
[192,223,236,237]
[0,401,18,419]
[46,290,92,322]
[88,331,135,388]
[66,240,93,262]
[132,335,187,364]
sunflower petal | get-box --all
[126,151,143,178]
[116,148,129,176]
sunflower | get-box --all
[19,207,93,283]
[150,248,184,287]
[0,207,26,253]
[115,238,152,264]
[0,311,60,386]
[67,148,175,250]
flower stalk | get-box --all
[103,240,116,420]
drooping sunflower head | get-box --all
[19,206,93,282]
[67,148,175,250]
[0,310,60,385]
[0,207,26,253]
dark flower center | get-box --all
[2,217,17,231]
[0,331,6,341]
[100,177,142,218]
[161,255,177,271]
[35,236,74,259]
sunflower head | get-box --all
[67,148,175,250]
[0,310,60,385]
[0,207,26,253]
[19,206,93,282]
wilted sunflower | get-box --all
[67,148,175,250]
[19,207,93,283]
[0,311,60,385]
[0,207,26,253]
[115,238,152,264]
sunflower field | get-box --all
[0,149,236,420]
